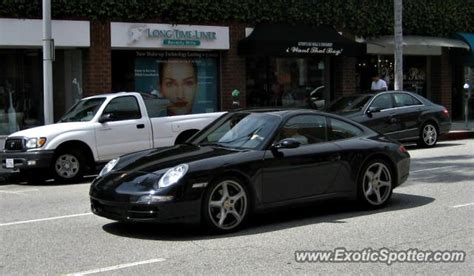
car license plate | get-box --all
[5,158,14,168]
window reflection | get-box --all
[246,57,327,109]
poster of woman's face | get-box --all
[134,53,218,117]
[159,60,197,115]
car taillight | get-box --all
[442,108,449,117]
[398,145,408,153]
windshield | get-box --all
[327,95,372,112]
[190,112,281,150]
[59,98,106,122]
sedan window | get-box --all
[393,93,422,107]
[369,94,393,110]
[275,115,327,145]
[328,118,363,141]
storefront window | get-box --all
[113,51,220,117]
[0,49,84,135]
[357,55,427,97]
[0,50,43,135]
[246,57,327,109]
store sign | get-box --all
[286,42,344,56]
[111,22,229,50]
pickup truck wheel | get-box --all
[52,149,85,183]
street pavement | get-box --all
[1,140,473,275]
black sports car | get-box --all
[326,91,451,147]
[90,109,410,233]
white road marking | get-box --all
[451,202,474,208]
[66,258,166,275]
[410,165,457,173]
[0,188,39,194]
[0,213,92,227]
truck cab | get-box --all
[0,92,225,183]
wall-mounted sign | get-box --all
[111,22,229,50]
[286,42,344,56]
[0,19,90,47]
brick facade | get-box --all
[83,21,112,96]
[333,57,357,99]
[219,23,247,110]
[431,49,452,113]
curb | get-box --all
[441,130,474,141]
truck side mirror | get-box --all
[99,113,114,123]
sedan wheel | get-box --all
[419,123,438,147]
[359,160,393,207]
[203,178,249,233]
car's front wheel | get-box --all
[418,122,438,147]
[52,149,85,183]
[358,159,393,208]
[202,177,249,233]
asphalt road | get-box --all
[1,140,473,275]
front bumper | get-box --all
[90,196,201,223]
[0,150,54,170]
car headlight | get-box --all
[156,164,189,189]
[99,158,119,177]
[25,137,47,149]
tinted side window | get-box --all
[393,93,422,107]
[328,118,363,141]
[103,96,141,121]
[369,94,393,110]
[276,115,327,145]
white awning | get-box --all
[0,18,90,48]
[366,35,469,55]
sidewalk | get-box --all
[442,121,474,140]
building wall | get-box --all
[83,21,112,96]
[431,48,452,113]
[219,23,247,110]
[333,57,357,99]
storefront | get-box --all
[0,18,90,135]
[362,35,470,117]
[456,33,474,120]
[110,22,229,116]
[238,24,365,109]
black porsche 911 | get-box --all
[90,109,410,233]
[326,91,451,147]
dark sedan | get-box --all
[90,109,410,233]
[326,91,451,147]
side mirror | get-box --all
[273,138,301,150]
[366,106,382,116]
[99,113,114,123]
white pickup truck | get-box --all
[0,92,224,182]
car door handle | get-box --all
[136,124,145,129]
[389,117,398,123]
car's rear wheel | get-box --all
[358,159,393,208]
[418,122,438,147]
[202,177,249,234]
[52,149,85,183]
